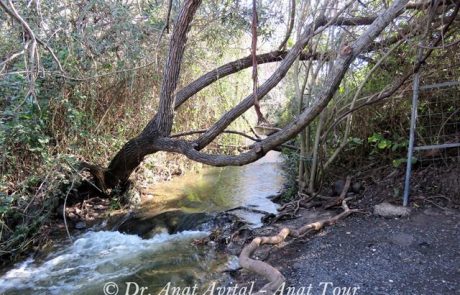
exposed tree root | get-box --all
[239,228,290,295]
[239,193,358,294]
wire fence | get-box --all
[414,81,460,163]
[403,79,460,205]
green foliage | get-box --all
[368,133,392,150]
[392,157,417,168]
[367,132,411,166]
[367,132,408,152]
[279,148,299,202]
[109,197,122,210]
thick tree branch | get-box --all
[175,16,379,111]
[149,0,410,167]
[173,15,385,111]
[193,4,357,150]
[174,51,324,109]
[104,0,202,187]
[174,16,456,112]
[172,3,457,112]
[142,0,202,137]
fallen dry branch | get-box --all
[291,197,358,238]
[226,206,270,216]
[239,196,359,294]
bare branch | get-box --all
[278,0,296,51]
[0,0,64,73]
[171,129,261,142]
[0,50,25,73]
[157,0,173,45]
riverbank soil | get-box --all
[232,164,460,295]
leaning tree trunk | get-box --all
[79,0,430,193]
[100,0,202,190]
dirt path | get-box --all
[235,208,460,295]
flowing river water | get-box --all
[0,151,285,295]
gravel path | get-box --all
[236,208,460,295]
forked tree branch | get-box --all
[193,3,357,150]
[150,0,410,167]
[101,0,454,188]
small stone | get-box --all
[374,202,411,217]
[74,221,86,230]
[352,182,362,193]
[333,179,346,195]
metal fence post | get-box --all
[403,70,421,206]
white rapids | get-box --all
[0,230,210,295]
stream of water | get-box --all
[0,151,285,295]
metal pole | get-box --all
[403,70,420,206]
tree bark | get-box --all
[102,0,202,189]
